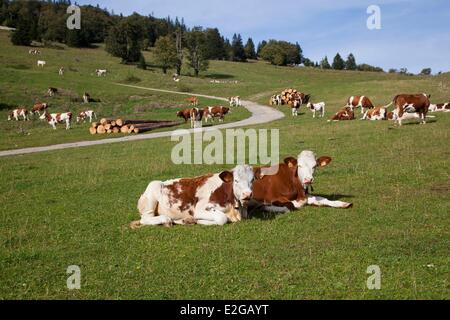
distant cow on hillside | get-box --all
[31,102,49,116]
[329,107,355,122]
[306,102,326,118]
[346,96,374,115]
[37,60,46,67]
[8,108,29,121]
[203,106,230,123]
[392,93,431,126]
[429,102,450,112]
[362,106,388,120]
[40,112,73,130]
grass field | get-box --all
[0,29,449,299]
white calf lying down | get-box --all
[40,112,73,130]
[132,165,261,228]
[307,102,326,118]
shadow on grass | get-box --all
[0,103,16,111]
[204,73,235,80]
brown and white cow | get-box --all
[48,87,58,97]
[291,93,311,117]
[131,165,261,228]
[82,92,91,104]
[362,106,388,120]
[392,93,431,125]
[40,112,72,130]
[186,96,199,106]
[177,108,193,123]
[429,103,450,112]
[77,110,97,123]
[190,107,204,128]
[346,96,375,115]
[8,108,29,121]
[329,107,355,121]
[249,151,352,214]
[270,95,282,106]
[229,96,242,107]
[203,106,230,123]
[31,102,49,116]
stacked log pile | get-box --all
[280,88,300,105]
[89,118,179,135]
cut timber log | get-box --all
[113,127,120,134]
[89,127,97,135]
[97,125,106,134]
[120,125,130,134]
[91,122,98,129]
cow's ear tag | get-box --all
[219,171,233,183]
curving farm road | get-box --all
[0,83,285,158]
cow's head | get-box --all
[221,165,261,207]
[297,151,332,187]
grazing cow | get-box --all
[29,49,41,55]
[40,112,72,130]
[177,108,193,123]
[173,74,180,82]
[346,96,375,115]
[392,93,431,126]
[186,96,199,106]
[190,107,204,128]
[329,107,355,121]
[429,103,450,112]
[362,106,388,120]
[31,102,49,116]
[59,67,65,76]
[291,93,311,117]
[307,102,326,118]
[229,96,242,107]
[250,151,352,214]
[8,108,29,121]
[270,95,282,106]
[203,106,230,123]
[131,165,261,228]
[77,110,97,123]
[37,60,46,67]
[48,87,58,97]
[83,92,91,104]
[95,69,107,77]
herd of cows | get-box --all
[5,51,449,228]
[176,96,241,128]
[132,92,449,228]
[271,92,450,125]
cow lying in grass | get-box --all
[40,112,73,130]
[362,106,388,120]
[328,107,355,122]
[249,151,353,214]
[429,103,450,112]
[8,108,29,121]
[131,165,261,228]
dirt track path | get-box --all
[0,84,285,158]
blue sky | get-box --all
[76,0,450,73]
